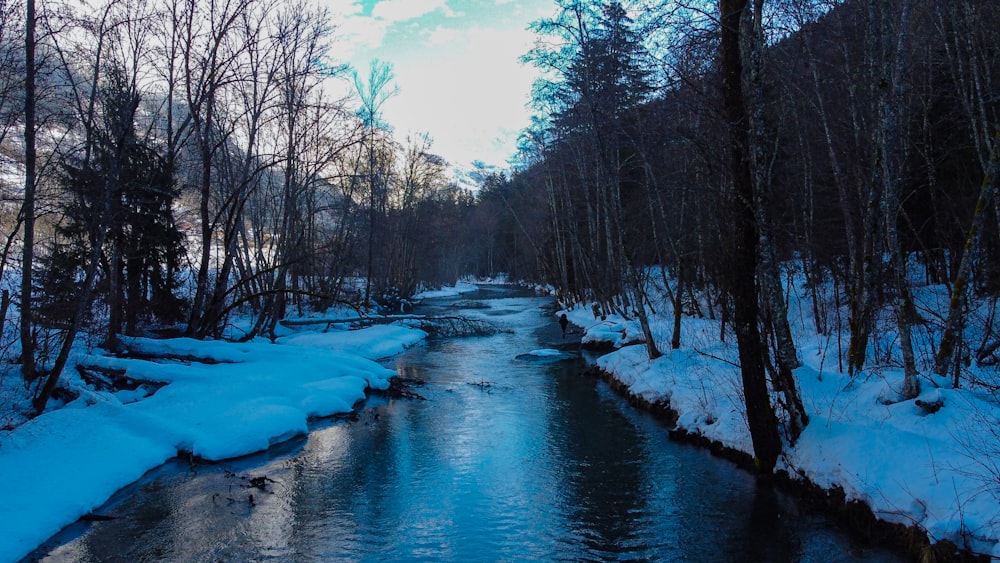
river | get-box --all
[32,285,903,562]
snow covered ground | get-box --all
[2,276,998,560]
[562,275,1000,559]
[0,323,427,562]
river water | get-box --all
[33,286,903,562]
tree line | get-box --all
[2,0,483,413]
[476,0,1000,471]
[4,0,1000,474]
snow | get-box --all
[788,374,1000,551]
[527,348,565,357]
[3,272,1000,559]
[562,274,1000,558]
[282,324,427,360]
[0,324,426,562]
[412,281,481,299]
[583,319,631,348]
[517,348,576,362]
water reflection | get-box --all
[34,287,904,562]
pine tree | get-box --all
[38,66,185,344]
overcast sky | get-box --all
[320,0,553,171]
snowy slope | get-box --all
[0,326,426,562]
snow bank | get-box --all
[788,368,1000,555]
[568,288,1000,558]
[413,282,480,299]
[0,325,425,562]
[281,324,427,360]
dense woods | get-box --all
[1,0,485,412]
[482,0,1000,467]
[2,0,1000,474]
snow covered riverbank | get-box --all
[3,275,997,561]
[0,325,427,562]
[562,291,1000,560]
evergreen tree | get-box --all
[38,66,185,344]
[557,1,655,132]
[527,1,661,358]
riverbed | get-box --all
[31,286,904,561]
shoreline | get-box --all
[583,362,988,562]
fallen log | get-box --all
[76,364,167,395]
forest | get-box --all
[2,0,492,414]
[481,0,1000,470]
[2,0,1000,470]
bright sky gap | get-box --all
[321,0,553,172]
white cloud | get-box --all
[320,0,362,15]
[318,0,550,168]
[381,25,538,167]
[425,25,463,46]
[371,0,450,23]
[335,23,390,56]
[321,1,388,57]
[322,0,456,59]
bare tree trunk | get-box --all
[671,274,683,349]
[20,0,37,383]
[931,1,1000,382]
[545,175,571,296]
[180,0,253,336]
[720,0,781,473]
[934,129,1000,377]
[188,100,216,335]
[106,231,124,352]
[0,290,9,341]
[800,6,877,376]
[871,0,919,399]
[744,0,808,441]
[626,263,661,360]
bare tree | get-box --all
[20,0,37,383]
[246,1,354,339]
[353,59,397,308]
[177,0,254,337]
[741,0,808,440]
[869,0,919,399]
[720,0,781,473]
[931,1,1000,381]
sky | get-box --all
[320,0,554,172]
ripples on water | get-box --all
[35,287,904,562]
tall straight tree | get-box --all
[870,0,919,399]
[353,59,397,307]
[931,1,1000,381]
[935,131,1000,381]
[719,0,781,473]
[20,0,37,383]
[744,0,808,441]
